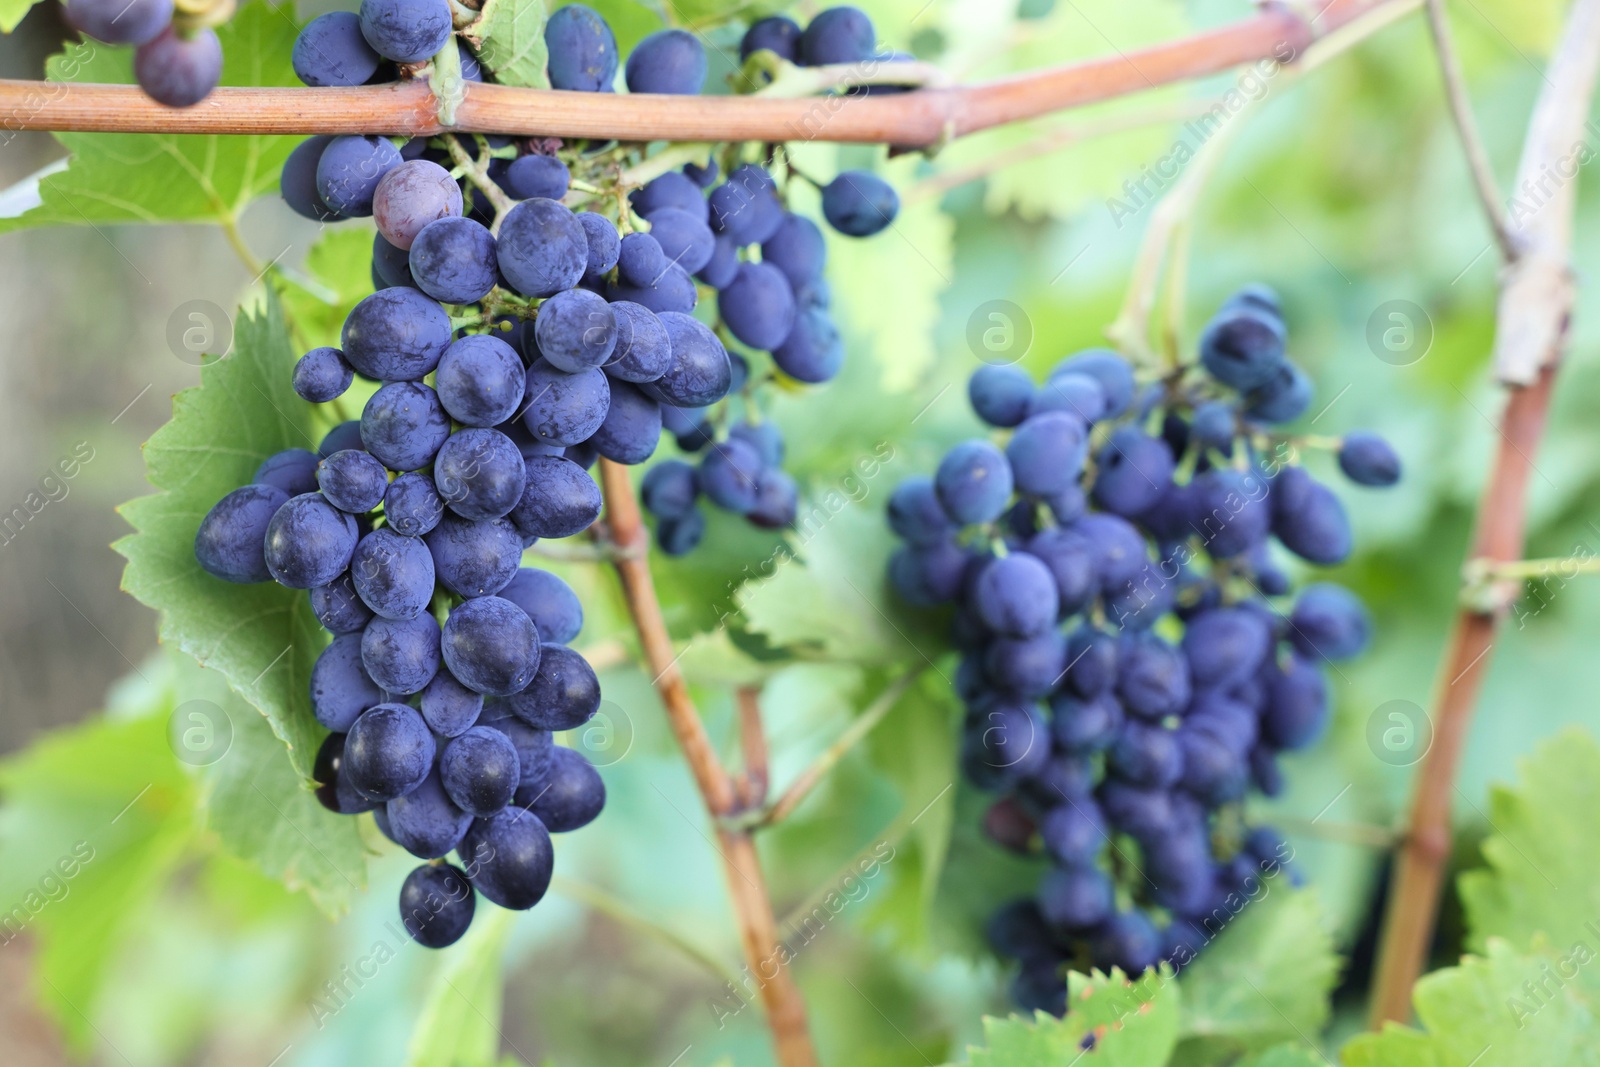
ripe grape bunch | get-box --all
[63,0,226,107]
[886,286,1402,1014]
[279,1,904,556]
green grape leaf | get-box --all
[116,293,328,780]
[466,0,551,90]
[1175,886,1340,1060]
[1340,940,1600,1067]
[0,686,197,1052]
[276,226,378,351]
[189,661,367,918]
[1459,727,1600,1001]
[0,0,43,32]
[941,968,1180,1066]
[0,4,301,233]
[406,906,519,1067]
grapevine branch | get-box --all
[1367,0,1600,1026]
[596,459,817,1067]
[0,0,1406,141]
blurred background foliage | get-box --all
[1,0,1598,1063]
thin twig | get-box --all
[0,0,1408,141]
[596,459,817,1067]
[1368,0,1600,1027]
[1424,0,1518,260]
[737,686,770,809]
[442,133,514,231]
[760,669,924,828]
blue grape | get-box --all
[983,631,1065,699]
[424,514,523,597]
[1024,527,1096,616]
[1049,692,1121,754]
[316,135,401,217]
[1107,721,1182,787]
[1051,349,1135,419]
[281,136,341,222]
[263,492,359,588]
[963,702,1049,789]
[459,807,554,910]
[344,702,436,801]
[350,527,435,620]
[311,571,375,634]
[434,429,527,522]
[578,211,621,278]
[436,334,526,427]
[1097,781,1175,840]
[972,553,1058,637]
[968,364,1033,428]
[342,287,452,381]
[1190,400,1236,451]
[409,217,498,304]
[372,234,417,289]
[358,0,451,62]
[1338,431,1401,487]
[590,381,662,465]
[1199,308,1286,390]
[1261,655,1328,750]
[820,170,898,237]
[935,439,1013,525]
[761,213,826,287]
[134,27,222,109]
[887,476,952,546]
[1092,426,1174,517]
[741,15,801,61]
[361,613,442,695]
[721,262,797,350]
[1271,466,1351,565]
[313,732,377,814]
[1181,606,1272,688]
[497,198,588,298]
[697,233,740,288]
[503,154,571,200]
[441,595,541,697]
[1090,910,1163,974]
[480,712,554,785]
[1190,467,1271,558]
[683,157,718,188]
[625,29,706,94]
[644,209,715,277]
[1007,412,1088,497]
[608,259,700,314]
[535,288,618,371]
[195,484,288,583]
[641,460,699,520]
[387,769,473,858]
[708,165,784,245]
[1223,283,1283,320]
[1036,865,1112,930]
[728,421,784,468]
[748,469,799,529]
[1075,512,1147,589]
[661,404,715,451]
[632,171,708,222]
[657,507,707,555]
[604,301,671,383]
[617,231,667,285]
[361,381,451,472]
[699,437,764,514]
[440,726,521,816]
[384,471,445,536]
[522,746,605,831]
[317,449,389,513]
[641,312,733,406]
[889,540,968,605]
[799,6,876,65]
[65,0,170,45]
[295,15,384,87]
[521,360,611,446]
[310,632,384,731]
[1116,632,1191,720]
[399,862,475,948]
[420,668,484,737]
[772,307,844,383]
[373,159,464,251]
[1028,372,1106,423]
[1039,800,1106,865]
[1244,363,1312,423]
[509,455,602,539]
[294,347,354,404]
[506,644,601,730]
[1176,727,1246,805]
[1289,583,1369,660]
[499,568,584,644]
[544,3,618,91]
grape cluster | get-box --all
[64,0,223,107]
[885,286,1400,1013]
[279,3,904,557]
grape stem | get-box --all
[595,458,819,1067]
[736,686,771,810]
[1367,0,1600,1027]
[0,0,1411,140]
[441,133,514,229]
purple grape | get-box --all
[373,159,463,250]
[294,11,382,87]
[195,484,288,583]
[624,29,706,94]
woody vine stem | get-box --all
[8,0,1578,1059]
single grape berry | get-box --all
[1337,430,1401,487]
[373,159,464,251]
[544,3,619,92]
[441,595,542,697]
[625,29,707,95]
[65,0,171,45]
[821,171,899,237]
[293,11,382,88]
[294,347,354,404]
[358,0,452,63]
[135,26,223,109]
[316,135,401,218]
[343,702,436,802]
[441,726,522,816]
[935,439,1014,525]
[799,6,876,66]
[195,484,288,584]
